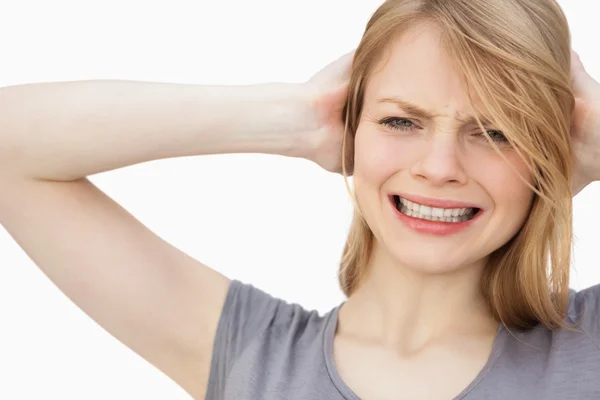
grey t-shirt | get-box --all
[206,280,600,399]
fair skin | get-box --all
[571,50,600,194]
[0,31,598,400]
[334,24,534,399]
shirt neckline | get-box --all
[322,302,507,400]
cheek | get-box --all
[473,151,535,216]
[352,126,404,222]
[353,126,413,186]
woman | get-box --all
[0,0,599,399]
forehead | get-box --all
[366,23,478,119]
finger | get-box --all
[335,49,357,82]
[311,49,356,86]
[571,50,585,76]
[571,49,592,91]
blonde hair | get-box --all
[339,0,575,331]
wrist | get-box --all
[236,82,319,160]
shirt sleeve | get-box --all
[205,279,289,399]
[568,283,600,345]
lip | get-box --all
[390,193,483,210]
[388,194,484,236]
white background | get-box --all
[0,0,598,398]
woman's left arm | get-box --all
[570,50,600,196]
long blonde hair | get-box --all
[339,0,575,331]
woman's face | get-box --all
[353,23,535,273]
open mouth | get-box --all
[391,195,481,223]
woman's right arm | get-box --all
[0,80,316,181]
[0,53,351,400]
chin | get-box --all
[397,257,467,275]
[384,241,487,276]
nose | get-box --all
[409,132,468,187]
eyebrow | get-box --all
[376,97,491,125]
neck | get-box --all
[339,240,498,352]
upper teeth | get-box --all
[399,197,474,217]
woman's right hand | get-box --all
[301,51,356,175]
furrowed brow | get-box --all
[459,115,492,126]
[376,97,437,120]
[376,97,491,125]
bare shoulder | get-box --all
[0,176,230,399]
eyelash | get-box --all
[380,117,416,132]
[378,117,509,143]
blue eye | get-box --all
[481,130,508,143]
[379,117,508,144]
[380,117,417,132]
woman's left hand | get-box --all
[570,50,600,195]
